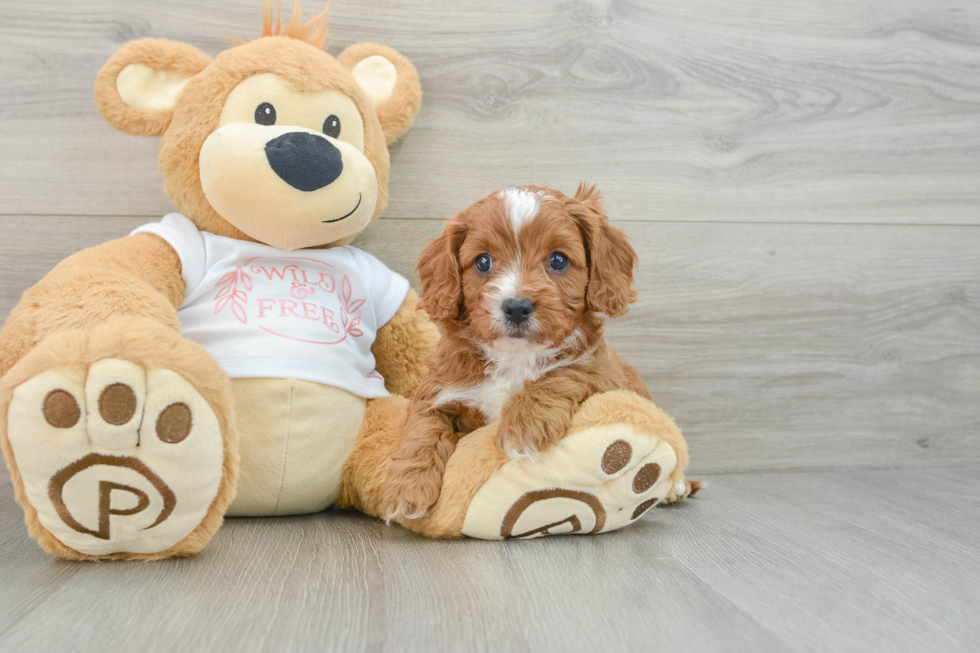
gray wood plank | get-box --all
[657,468,980,652]
[2,0,980,223]
[0,471,84,638]
[0,485,790,653]
[1,467,977,652]
[2,215,979,473]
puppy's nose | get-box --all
[265,132,343,192]
[502,298,536,325]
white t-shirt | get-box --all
[132,213,410,398]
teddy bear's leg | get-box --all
[0,316,237,560]
[339,390,695,539]
[454,391,697,539]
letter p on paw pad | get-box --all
[4,360,226,557]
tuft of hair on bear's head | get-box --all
[228,0,330,48]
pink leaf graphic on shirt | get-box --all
[348,299,365,313]
[232,302,247,324]
[342,276,352,304]
[214,265,249,324]
[320,274,366,339]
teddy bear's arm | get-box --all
[371,289,439,398]
[0,233,184,377]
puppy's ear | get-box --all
[338,43,422,145]
[417,215,468,321]
[95,39,212,137]
[571,184,638,318]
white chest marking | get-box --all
[432,332,588,422]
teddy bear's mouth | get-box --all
[322,193,362,223]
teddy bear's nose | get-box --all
[264,132,344,192]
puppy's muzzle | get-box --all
[503,297,536,325]
[265,132,343,192]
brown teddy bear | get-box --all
[0,3,694,560]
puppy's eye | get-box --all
[549,251,570,273]
[255,102,277,126]
[323,114,341,138]
[475,254,493,274]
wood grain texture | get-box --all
[1,467,977,652]
[2,0,980,222]
[2,214,978,474]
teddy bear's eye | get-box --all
[323,114,341,138]
[254,102,277,126]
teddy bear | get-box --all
[0,2,694,560]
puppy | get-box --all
[381,184,650,521]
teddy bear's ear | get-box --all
[95,39,212,137]
[338,43,422,145]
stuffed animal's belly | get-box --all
[225,378,366,516]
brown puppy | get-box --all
[381,184,650,521]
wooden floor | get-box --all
[2,0,979,650]
[2,464,978,652]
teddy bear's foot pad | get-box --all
[461,423,680,539]
[6,360,224,556]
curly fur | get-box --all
[381,185,647,521]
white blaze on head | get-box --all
[500,188,540,234]
[485,267,522,333]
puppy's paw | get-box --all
[496,420,539,462]
[663,479,703,504]
[380,461,443,522]
[497,410,569,463]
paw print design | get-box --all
[6,359,225,556]
[462,421,689,539]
